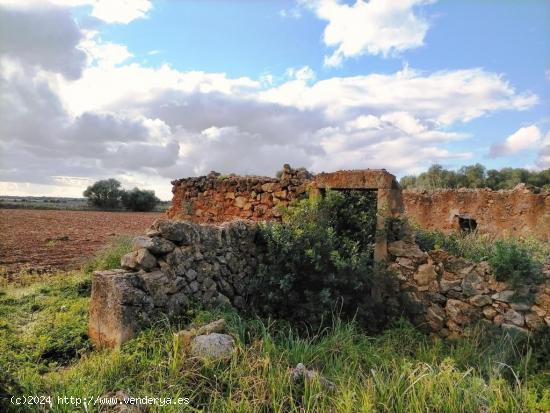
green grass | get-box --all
[82,235,133,274]
[0,271,549,412]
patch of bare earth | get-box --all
[0,209,163,274]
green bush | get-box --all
[121,187,160,212]
[489,239,543,288]
[83,178,123,209]
[414,228,546,290]
[83,236,132,273]
[252,190,400,332]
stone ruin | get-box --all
[89,166,550,348]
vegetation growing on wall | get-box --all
[400,164,550,190]
[252,190,400,332]
[414,227,547,290]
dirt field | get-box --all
[0,209,163,274]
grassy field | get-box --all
[1,268,549,412]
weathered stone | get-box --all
[445,299,476,325]
[414,263,437,288]
[388,241,426,259]
[189,333,235,359]
[133,235,175,255]
[440,278,462,293]
[525,313,542,329]
[531,305,547,317]
[504,309,524,327]
[461,272,486,297]
[501,323,528,336]
[120,251,139,270]
[491,290,516,303]
[426,304,446,331]
[510,302,531,311]
[482,306,498,319]
[469,295,492,307]
[88,270,154,348]
[234,196,247,208]
[136,248,157,271]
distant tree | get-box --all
[121,188,160,212]
[83,179,123,209]
[400,164,550,190]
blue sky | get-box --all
[0,0,549,199]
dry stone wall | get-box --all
[167,165,313,223]
[403,185,550,241]
[89,218,550,348]
[388,240,550,338]
[88,219,262,347]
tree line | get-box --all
[400,164,550,190]
[83,178,161,211]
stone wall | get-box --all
[88,219,262,348]
[388,240,550,338]
[166,164,313,223]
[403,186,550,241]
[89,218,550,348]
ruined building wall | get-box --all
[89,218,550,348]
[403,186,550,241]
[166,165,312,223]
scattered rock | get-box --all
[290,363,335,391]
[388,241,426,260]
[189,333,235,359]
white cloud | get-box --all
[0,2,542,199]
[260,67,537,125]
[302,0,434,66]
[279,7,302,19]
[536,131,550,169]
[0,0,152,24]
[489,125,542,157]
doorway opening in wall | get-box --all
[319,188,378,260]
[457,215,477,233]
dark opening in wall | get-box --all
[457,215,477,233]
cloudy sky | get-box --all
[0,0,549,200]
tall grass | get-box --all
[82,235,132,274]
[1,273,549,412]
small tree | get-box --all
[83,179,122,209]
[121,188,160,212]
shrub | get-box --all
[121,187,160,212]
[83,236,132,273]
[414,228,546,290]
[251,190,400,333]
[489,239,543,287]
[83,178,123,209]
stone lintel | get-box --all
[314,169,399,190]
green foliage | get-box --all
[83,178,123,209]
[414,228,547,291]
[415,229,494,262]
[0,273,549,413]
[489,239,543,288]
[82,235,132,274]
[120,187,160,212]
[400,163,550,190]
[252,190,400,332]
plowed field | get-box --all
[0,209,163,274]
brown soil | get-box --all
[0,209,163,274]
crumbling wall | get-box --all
[388,240,550,338]
[403,186,550,241]
[88,219,262,347]
[89,218,550,348]
[167,165,312,223]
